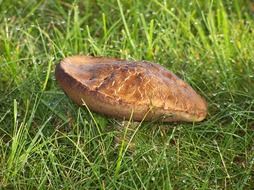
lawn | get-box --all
[0,0,254,189]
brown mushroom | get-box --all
[55,56,207,122]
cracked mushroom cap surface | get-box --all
[55,56,207,122]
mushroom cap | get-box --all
[55,56,207,122]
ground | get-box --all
[0,0,254,189]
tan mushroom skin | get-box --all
[55,56,207,122]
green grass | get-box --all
[0,0,254,189]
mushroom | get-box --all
[55,56,207,122]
